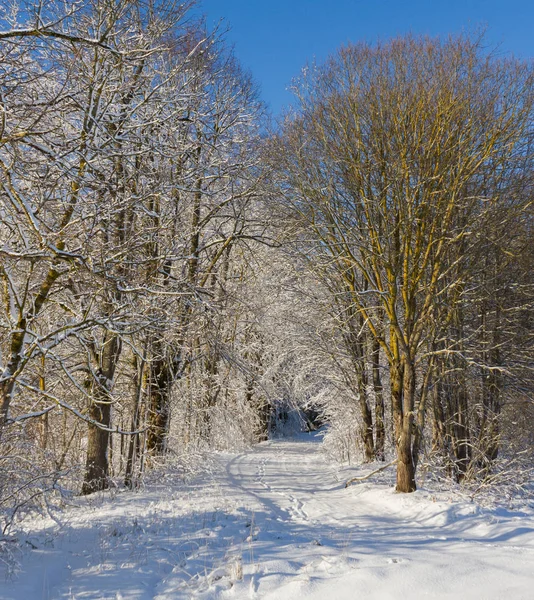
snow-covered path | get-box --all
[221,436,534,599]
[3,432,534,599]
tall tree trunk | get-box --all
[345,306,375,461]
[480,298,502,465]
[357,376,375,462]
[81,332,121,495]
[146,169,202,453]
[392,358,416,492]
[432,377,446,453]
[125,350,146,488]
[437,360,470,482]
[146,345,174,455]
[371,338,385,461]
[412,362,432,470]
[453,374,470,480]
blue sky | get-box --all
[198,0,533,115]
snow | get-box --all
[2,432,534,599]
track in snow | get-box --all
[3,431,534,599]
[220,433,534,600]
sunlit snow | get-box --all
[3,432,533,599]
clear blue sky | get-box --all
[197,0,533,115]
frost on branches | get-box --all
[1,3,533,556]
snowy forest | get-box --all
[1,1,533,597]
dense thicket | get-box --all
[0,0,274,527]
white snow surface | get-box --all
[2,432,534,599]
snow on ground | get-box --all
[2,431,534,599]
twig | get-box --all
[345,460,397,488]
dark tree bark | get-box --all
[146,348,174,455]
[125,351,146,488]
[81,332,121,495]
[371,338,386,461]
[395,359,417,492]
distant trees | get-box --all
[270,34,534,492]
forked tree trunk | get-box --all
[1,266,62,430]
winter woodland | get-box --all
[0,1,533,597]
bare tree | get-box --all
[271,34,534,491]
